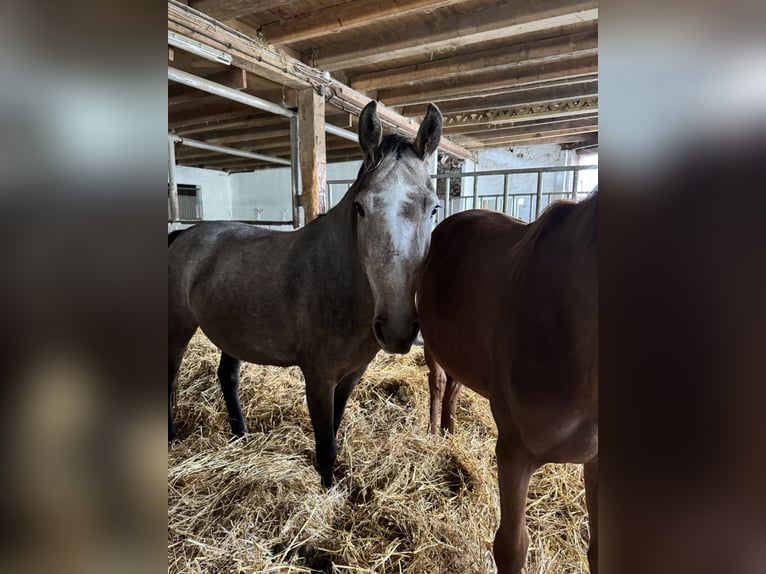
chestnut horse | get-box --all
[169,101,443,487]
[417,194,598,573]
[422,211,527,435]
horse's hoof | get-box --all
[321,474,334,489]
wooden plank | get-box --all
[444,117,599,143]
[298,88,327,222]
[313,1,598,71]
[187,0,284,21]
[168,0,475,160]
[378,54,598,106]
[261,0,467,45]
[350,29,598,91]
[206,67,248,89]
[400,79,598,116]
[467,130,598,148]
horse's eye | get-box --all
[431,205,440,216]
[354,202,366,218]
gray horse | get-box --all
[169,101,442,487]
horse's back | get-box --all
[418,210,527,396]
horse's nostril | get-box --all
[374,317,386,344]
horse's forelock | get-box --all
[352,134,417,197]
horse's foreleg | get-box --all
[305,374,336,488]
[427,366,447,435]
[217,352,246,437]
[493,436,536,574]
[441,377,462,434]
[584,459,598,574]
[168,323,195,441]
[333,367,366,435]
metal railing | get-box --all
[327,164,597,223]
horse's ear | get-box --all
[414,103,442,160]
[358,101,382,168]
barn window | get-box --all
[168,184,202,221]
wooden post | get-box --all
[168,136,180,222]
[289,115,301,228]
[297,88,326,223]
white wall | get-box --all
[174,165,232,220]
[230,168,292,222]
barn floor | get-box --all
[168,332,589,573]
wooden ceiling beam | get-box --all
[440,99,598,130]
[458,126,598,148]
[467,130,599,149]
[401,79,598,116]
[313,0,598,71]
[350,29,598,91]
[261,0,467,45]
[378,54,598,106]
[174,113,286,136]
[168,0,475,160]
[452,116,598,140]
[187,0,284,22]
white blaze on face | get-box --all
[355,156,437,352]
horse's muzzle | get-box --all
[374,316,419,354]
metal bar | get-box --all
[174,219,290,226]
[535,172,543,219]
[325,123,358,142]
[472,173,478,209]
[444,177,451,218]
[169,66,295,118]
[429,165,597,178]
[571,169,580,200]
[290,116,301,228]
[502,174,510,214]
[168,136,180,222]
[170,134,290,165]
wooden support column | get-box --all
[297,88,326,223]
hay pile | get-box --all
[168,332,589,573]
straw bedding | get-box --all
[168,332,589,573]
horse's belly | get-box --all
[196,315,298,367]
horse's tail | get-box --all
[168,229,185,247]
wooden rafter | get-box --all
[168,0,476,160]
[378,55,598,106]
[312,0,598,71]
[261,0,468,45]
[400,79,598,116]
[187,0,284,22]
[350,29,598,91]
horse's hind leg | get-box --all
[584,460,598,574]
[441,377,462,434]
[425,346,446,435]
[168,321,196,441]
[218,352,246,437]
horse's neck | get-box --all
[306,193,374,305]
